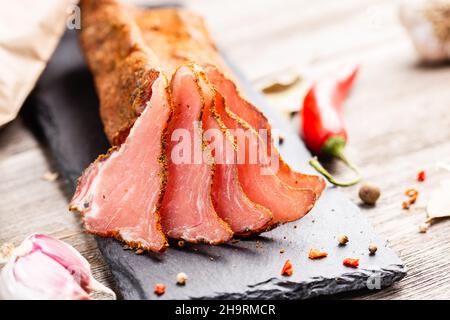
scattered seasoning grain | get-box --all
[135,249,144,255]
[419,222,430,233]
[289,111,299,118]
[0,243,14,260]
[177,240,185,247]
[417,170,426,182]
[343,258,359,268]
[278,135,285,145]
[337,234,349,245]
[231,239,240,244]
[41,171,59,182]
[154,283,166,296]
[209,257,214,261]
[281,259,294,276]
[279,249,285,254]
[368,244,378,255]
[308,248,328,259]
[402,188,419,210]
[293,225,297,229]
[176,272,188,285]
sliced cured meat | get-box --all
[160,65,233,244]
[69,75,171,252]
[211,90,317,224]
[205,65,326,198]
[191,66,273,236]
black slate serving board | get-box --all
[23,28,406,300]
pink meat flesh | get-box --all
[194,66,273,236]
[69,75,170,252]
[160,65,232,244]
[205,64,326,197]
[212,93,317,224]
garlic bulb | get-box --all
[399,0,450,62]
[0,234,116,300]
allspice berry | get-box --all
[338,234,349,245]
[368,244,378,255]
[359,183,381,205]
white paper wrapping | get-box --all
[0,0,75,126]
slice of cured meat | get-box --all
[211,87,317,224]
[159,65,233,244]
[191,65,273,236]
[204,64,326,198]
[69,75,171,252]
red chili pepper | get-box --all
[301,65,361,187]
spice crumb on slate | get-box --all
[343,258,359,268]
[135,249,144,255]
[41,171,59,182]
[231,239,240,244]
[280,249,285,254]
[368,244,378,255]
[177,240,185,247]
[154,283,166,296]
[308,248,328,259]
[338,234,349,245]
[281,259,294,276]
[176,272,188,285]
[417,170,426,182]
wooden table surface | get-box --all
[1,0,450,299]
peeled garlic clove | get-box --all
[399,0,450,63]
[0,234,115,300]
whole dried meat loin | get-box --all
[212,92,317,224]
[80,0,232,145]
[192,65,273,236]
[160,65,233,244]
[69,75,171,252]
[205,65,326,198]
[80,0,161,145]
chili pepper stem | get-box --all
[309,142,362,187]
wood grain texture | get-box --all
[0,0,449,299]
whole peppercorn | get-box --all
[176,272,188,285]
[359,184,381,205]
[368,244,378,255]
[338,234,349,245]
